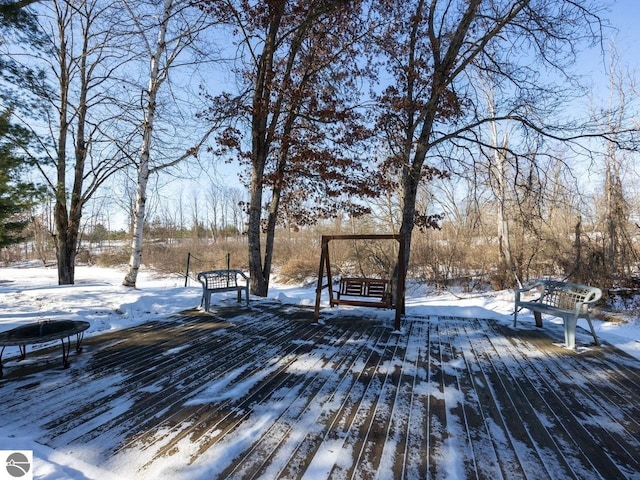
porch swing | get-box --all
[313,234,406,330]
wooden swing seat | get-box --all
[314,234,406,330]
[332,277,393,308]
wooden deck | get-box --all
[1,300,640,479]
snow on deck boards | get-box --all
[2,302,640,479]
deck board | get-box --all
[1,301,640,479]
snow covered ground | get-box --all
[0,264,639,479]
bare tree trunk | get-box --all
[261,146,290,294]
[54,211,75,284]
[123,0,171,287]
[53,1,90,285]
[574,215,583,281]
[54,12,72,283]
[123,160,151,286]
[492,127,514,274]
[246,4,283,297]
[399,158,425,274]
[247,164,268,295]
[605,160,617,278]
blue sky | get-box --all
[584,0,640,85]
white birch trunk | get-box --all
[492,122,512,270]
[483,80,514,275]
[123,0,172,287]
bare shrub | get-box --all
[278,256,318,285]
[94,248,130,267]
[489,261,513,290]
[76,249,93,265]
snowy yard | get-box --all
[1,265,640,479]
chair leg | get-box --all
[203,291,211,311]
[585,315,600,346]
[564,316,577,349]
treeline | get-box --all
[6,170,639,298]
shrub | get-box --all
[278,256,318,285]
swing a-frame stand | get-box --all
[313,234,406,330]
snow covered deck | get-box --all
[2,301,640,479]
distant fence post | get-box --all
[185,252,191,287]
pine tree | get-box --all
[0,2,47,248]
[0,109,42,248]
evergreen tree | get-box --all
[0,109,42,247]
[0,1,48,248]
[0,0,48,112]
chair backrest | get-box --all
[197,270,239,289]
[339,277,390,298]
[541,280,601,310]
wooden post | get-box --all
[325,239,334,306]
[184,252,191,287]
[313,237,329,321]
[395,235,406,331]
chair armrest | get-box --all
[583,287,602,304]
[234,270,249,282]
[573,287,602,314]
[516,281,544,294]
[515,281,545,304]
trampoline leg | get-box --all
[60,337,71,369]
[75,331,85,353]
